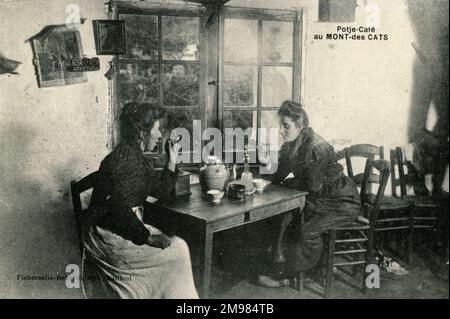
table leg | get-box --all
[199,224,213,299]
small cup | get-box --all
[207,189,224,204]
[253,179,269,193]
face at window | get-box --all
[171,64,186,77]
[279,116,301,143]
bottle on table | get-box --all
[240,145,253,193]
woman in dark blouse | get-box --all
[81,102,198,299]
[257,101,361,287]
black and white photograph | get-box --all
[93,19,126,55]
[29,25,87,87]
[0,0,448,306]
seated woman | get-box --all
[81,102,198,299]
[257,101,361,287]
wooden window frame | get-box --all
[111,2,207,154]
[109,2,304,167]
[218,6,303,155]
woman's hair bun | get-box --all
[278,100,309,128]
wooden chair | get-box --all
[344,144,384,183]
[70,171,99,256]
[72,171,130,299]
[323,159,391,298]
[343,144,412,263]
[390,147,440,249]
[293,159,391,298]
[334,148,346,166]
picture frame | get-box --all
[29,25,87,88]
[318,0,357,22]
[93,20,126,55]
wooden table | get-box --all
[145,183,307,298]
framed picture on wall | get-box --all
[318,0,357,22]
[29,25,87,88]
[93,20,126,55]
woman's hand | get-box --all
[257,144,271,166]
[147,234,171,249]
[167,141,181,172]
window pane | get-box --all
[223,110,257,151]
[162,63,199,107]
[261,111,282,150]
[118,63,158,104]
[224,66,257,107]
[162,16,200,61]
[121,15,158,59]
[262,66,292,107]
[164,109,200,151]
[224,19,258,63]
[262,21,293,63]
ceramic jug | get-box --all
[199,156,229,192]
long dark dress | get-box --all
[85,141,177,245]
[270,128,360,273]
[81,141,198,298]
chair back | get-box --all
[391,146,437,198]
[334,148,346,163]
[70,171,99,255]
[360,159,391,227]
[344,144,384,186]
[390,147,408,197]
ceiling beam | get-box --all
[183,0,231,7]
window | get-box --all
[111,3,303,164]
[113,2,206,153]
[220,8,302,156]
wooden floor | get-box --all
[210,250,449,299]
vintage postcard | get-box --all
[0,0,448,306]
